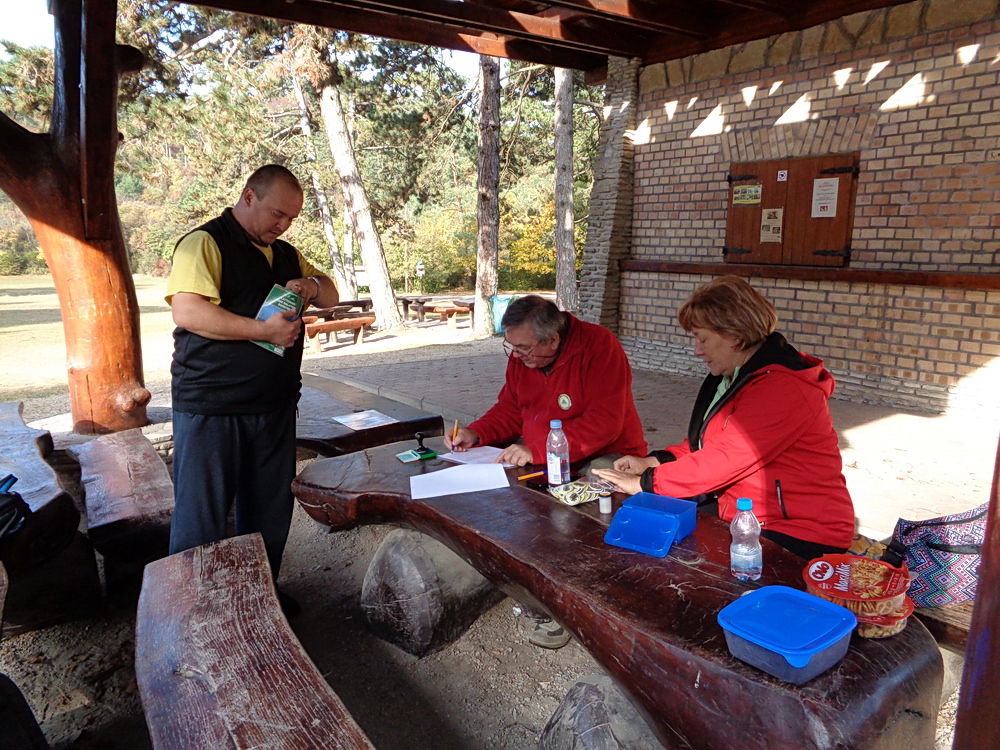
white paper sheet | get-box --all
[409,463,510,500]
[440,445,514,468]
[331,410,398,430]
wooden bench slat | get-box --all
[304,316,376,353]
[66,428,173,561]
[0,402,79,569]
[136,534,374,750]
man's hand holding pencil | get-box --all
[444,419,480,452]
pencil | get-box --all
[451,419,459,443]
[518,471,545,481]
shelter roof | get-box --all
[189,0,915,76]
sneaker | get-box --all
[529,619,571,649]
[276,588,301,618]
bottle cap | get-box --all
[736,497,753,511]
[550,419,562,429]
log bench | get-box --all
[293,441,944,750]
[431,304,470,328]
[136,533,374,750]
[0,402,100,636]
[303,314,376,353]
[67,428,173,563]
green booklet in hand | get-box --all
[252,284,304,356]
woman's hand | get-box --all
[592,468,643,496]
[498,444,533,467]
[612,455,660,474]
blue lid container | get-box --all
[624,493,696,542]
[604,493,696,557]
[717,586,857,684]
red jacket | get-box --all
[470,315,647,464]
[643,333,855,549]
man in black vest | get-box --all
[166,165,338,615]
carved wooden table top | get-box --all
[293,439,944,750]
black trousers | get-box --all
[169,406,297,576]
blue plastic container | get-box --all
[717,586,857,684]
[604,493,697,557]
[624,493,696,541]
[490,295,517,334]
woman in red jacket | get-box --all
[594,276,856,559]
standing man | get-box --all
[166,164,338,615]
[446,295,647,469]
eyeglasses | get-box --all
[502,339,557,360]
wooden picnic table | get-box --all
[397,296,432,322]
[295,382,444,458]
[292,440,943,750]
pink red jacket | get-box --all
[470,315,647,464]
[640,333,855,549]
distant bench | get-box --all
[303,314,376,353]
[136,533,375,750]
[430,303,470,328]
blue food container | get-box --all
[717,586,857,684]
[603,493,697,557]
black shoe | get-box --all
[276,588,301,618]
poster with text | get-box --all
[811,177,840,217]
[760,208,784,243]
[733,184,762,205]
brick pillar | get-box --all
[578,57,640,331]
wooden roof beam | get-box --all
[188,0,608,71]
[326,0,649,57]
[529,0,711,39]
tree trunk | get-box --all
[290,73,350,298]
[474,56,501,338]
[554,67,579,312]
[342,222,358,299]
[0,0,149,433]
[319,83,402,329]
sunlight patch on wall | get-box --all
[768,81,782,95]
[774,94,811,125]
[664,100,678,119]
[833,68,852,89]
[957,44,980,66]
[880,73,926,110]
[864,61,890,84]
[686,96,699,109]
[690,105,725,137]
[630,118,652,145]
[741,86,758,106]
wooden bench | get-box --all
[293,442,943,750]
[136,533,375,750]
[66,428,174,565]
[0,402,100,637]
[431,304,470,328]
[398,296,431,322]
[303,314,376,353]
[0,402,80,569]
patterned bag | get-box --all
[891,503,988,608]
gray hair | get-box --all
[500,295,566,342]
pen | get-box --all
[452,419,459,444]
[518,471,545,481]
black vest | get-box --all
[171,208,304,415]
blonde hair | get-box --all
[677,276,777,349]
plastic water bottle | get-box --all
[730,497,762,581]
[546,420,571,487]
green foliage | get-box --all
[0,7,604,289]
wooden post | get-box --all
[952,432,1000,746]
[0,0,149,433]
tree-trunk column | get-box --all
[578,57,640,332]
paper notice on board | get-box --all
[760,208,784,243]
[733,184,762,205]
[812,177,840,217]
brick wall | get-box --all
[621,0,1000,415]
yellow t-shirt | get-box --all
[165,230,324,306]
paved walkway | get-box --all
[316,347,998,541]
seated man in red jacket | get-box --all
[445,295,648,470]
